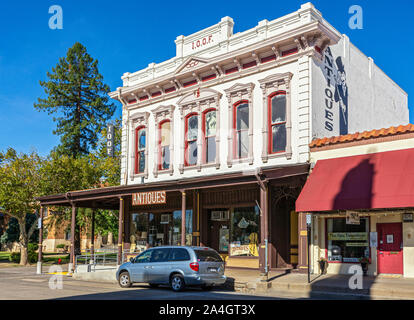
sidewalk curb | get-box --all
[230,279,414,299]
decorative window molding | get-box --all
[178,88,222,173]
[258,72,293,162]
[152,105,175,177]
[224,83,255,167]
[129,112,150,180]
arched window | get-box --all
[268,91,287,154]
[234,101,249,159]
[158,120,171,170]
[203,109,216,163]
[135,126,146,174]
[185,113,198,166]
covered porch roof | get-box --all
[37,163,310,210]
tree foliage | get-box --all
[34,42,116,158]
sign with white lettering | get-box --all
[403,213,413,222]
[370,232,378,247]
[132,191,166,206]
[346,211,360,225]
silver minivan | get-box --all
[116,246,226,291]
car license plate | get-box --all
[208,267,217,273]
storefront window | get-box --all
[204,110,216,163]
[135,127,146,174]
[130,210,193,252]
[327,217,369,263]
[171,210,193,246]
[159,121,170,170]
[234,102,249,159]
[269,92,287,153]
[230,206,259,257]
[185,114,198,166]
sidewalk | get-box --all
[224,268,414,299]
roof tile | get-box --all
[310,124,414,148]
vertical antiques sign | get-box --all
[132,191,166,206]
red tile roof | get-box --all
[310,124,414,148]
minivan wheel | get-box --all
[201,285,213,291]
[119,271,132,288]
[170,274,185,292]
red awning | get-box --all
[296,148,414,212]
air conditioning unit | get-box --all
[211,210,230,221]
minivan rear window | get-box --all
[195,250,223,262]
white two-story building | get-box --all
[39,2,408,273]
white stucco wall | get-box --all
[311,35,409,139]
[116,3,408,186]
[123,60,309,185]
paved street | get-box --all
[0,266,372,300]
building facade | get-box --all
[107,3,408,270]
[38,2,409,273]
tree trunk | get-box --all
[74,223,81,256]
[107,232,113,245]
[18,219,28,265]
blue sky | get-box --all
[0,0,413,156]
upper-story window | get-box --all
[135,126,146,174]
[203,109,216,163]
[185,113,198,166]
[234,101,249,159]
[129,112,150,180]
[178,89,221,173]
[258,73,293,162]
[269,91,287,154]
[153,105,175,177]
[224,83,255,167]
[159,120,171,170]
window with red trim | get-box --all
[158,121,170,170]
[234,101,249,159]
[268,91,287,154]
[135,126,146,174]
[185,113,198,166]
[202,109,216,163]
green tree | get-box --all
[0,149,42,265]
[40,152,103,254]
[34,42,116,158]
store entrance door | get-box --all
[377,223,403,275]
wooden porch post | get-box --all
[90,208,95,262]
[297,212,309,272]
[36,206,43,275]
[181,190,186,246]
[118,197,124,265]
[69,203,77,273]
[259,183,269,277]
